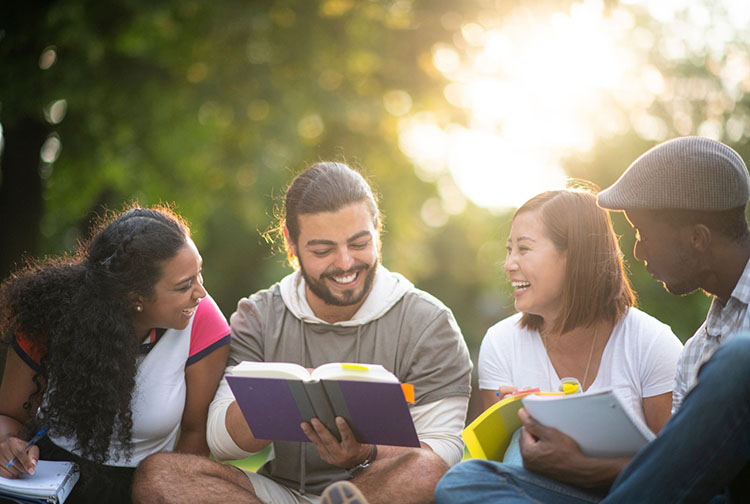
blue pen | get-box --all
[6,426,49,468]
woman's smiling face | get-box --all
[133,237,206,336]
[504,210,567,322]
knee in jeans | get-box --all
[438,459,491,485]
[436,459,505,500]
[435,463,466,499]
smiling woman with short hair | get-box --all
[436,188,684,504]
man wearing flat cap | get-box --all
[597,136,750,412]
[595,136,750,502]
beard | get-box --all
[299,259,378,307]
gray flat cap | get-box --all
[597,136,750,211]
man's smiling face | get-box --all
[292,201,379,311]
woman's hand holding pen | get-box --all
[496,385,541,400]
[496,385,519,400]
[0,435,39,478]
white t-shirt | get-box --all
[18,296,231,467]
[478,307,683,426]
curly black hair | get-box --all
[0,205,189,464]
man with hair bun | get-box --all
[133,162,472,504]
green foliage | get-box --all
[1,0,492,341]
[1,0,747,387]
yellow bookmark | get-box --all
[341,363,369,371]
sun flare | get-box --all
[400,1,652,212]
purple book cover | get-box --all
[332,380,420,447]
[225,376,420,447]
[226,376,309,442]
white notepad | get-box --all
[0,460,79,504]
[522,389,655,457]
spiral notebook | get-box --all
[0,460,79,504]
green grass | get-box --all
[223,445,272,472]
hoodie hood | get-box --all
[279,265,413,326]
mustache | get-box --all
[321,264,369,279]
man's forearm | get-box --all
[225,402,272,453]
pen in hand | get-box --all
[6,425,49,469]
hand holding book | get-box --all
[463,388,653,461]
[517,406,632,487]
[226,361,420,447]
[301,417,375,468]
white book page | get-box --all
[230,361,313,381]
[311,362,399,383]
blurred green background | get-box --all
[2,0,749,422]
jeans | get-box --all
[435,333,750,504]
[435,459,606,504]
[602,333,750,503]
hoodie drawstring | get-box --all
[297,319,364,494]
[299,321,308,494]
[355,325,361,362]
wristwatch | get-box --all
[347,444,377,476]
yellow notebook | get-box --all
[461,394,527,460]
[462,382,589,460]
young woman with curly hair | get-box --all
[0,206,231,503]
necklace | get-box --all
[541,325,599,391]
[581,326,598,391]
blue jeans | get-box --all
[436,333,750,504]
[435,459,606,503]
[602,333,750,503]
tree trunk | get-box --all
[0,117,48,280]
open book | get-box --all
[0,460,79,504]
[226,361,420,447]
[522,389,655,457]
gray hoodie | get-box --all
[224,266,472,494]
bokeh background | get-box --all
[2,0,749,421]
